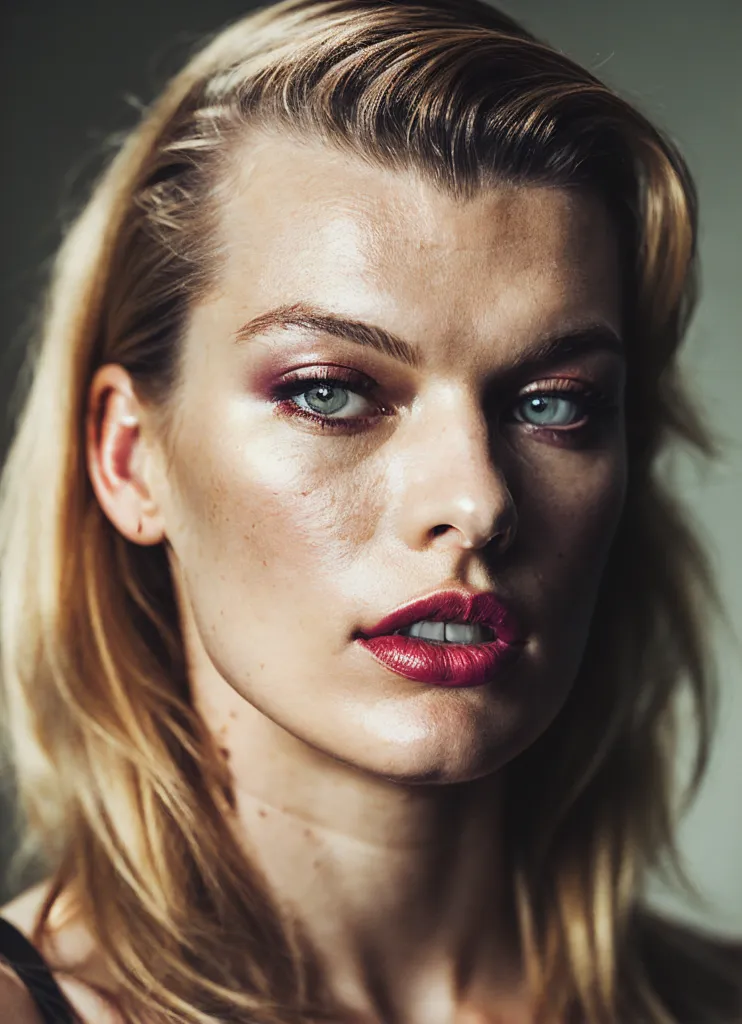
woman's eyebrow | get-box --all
[234,301,422,368]
[234,300,624,369]
[520,324,625,368]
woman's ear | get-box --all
[86,364,167,545]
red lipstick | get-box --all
[355,590,525,688]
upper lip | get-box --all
[357,588,525,645]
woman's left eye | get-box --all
[510,388,613,430]
[513,393,584,428]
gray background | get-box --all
[1,0,740,932]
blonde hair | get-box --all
[0,1,738,1020]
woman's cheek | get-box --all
[515,447,627,585]
[201,447,384,584]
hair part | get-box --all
[1,1,734,1021]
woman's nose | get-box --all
[392,387,518,555]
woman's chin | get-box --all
[313,695,544,786]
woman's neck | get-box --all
[206,691,527,1024]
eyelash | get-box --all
[271,368,389,430]
[270,367,618,435]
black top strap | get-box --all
[0,916,78,1023]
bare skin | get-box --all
[1,135,627,1023]
[0,884,122,1023]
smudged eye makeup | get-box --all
[269,365,620,438]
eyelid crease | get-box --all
[519,377,593,393]
[272,369,615,407]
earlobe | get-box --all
[86,364,166,546]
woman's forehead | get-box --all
[222,133,619,262]
[198,134,623,359]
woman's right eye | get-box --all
[270,372,387,430]
[289,381,373,419]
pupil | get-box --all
[526,396,564,424]
[308,384,346,414]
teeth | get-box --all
[396,621,494,644]
[409,621,445,641]
[444,622,491,644]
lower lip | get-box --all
[355,634,525,687]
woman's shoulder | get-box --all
[631,904,742,1022]
[0,881,126,1024]
[0,963,46,1024]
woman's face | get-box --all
[149,134,626,784]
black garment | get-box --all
[0,916,77,1023]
